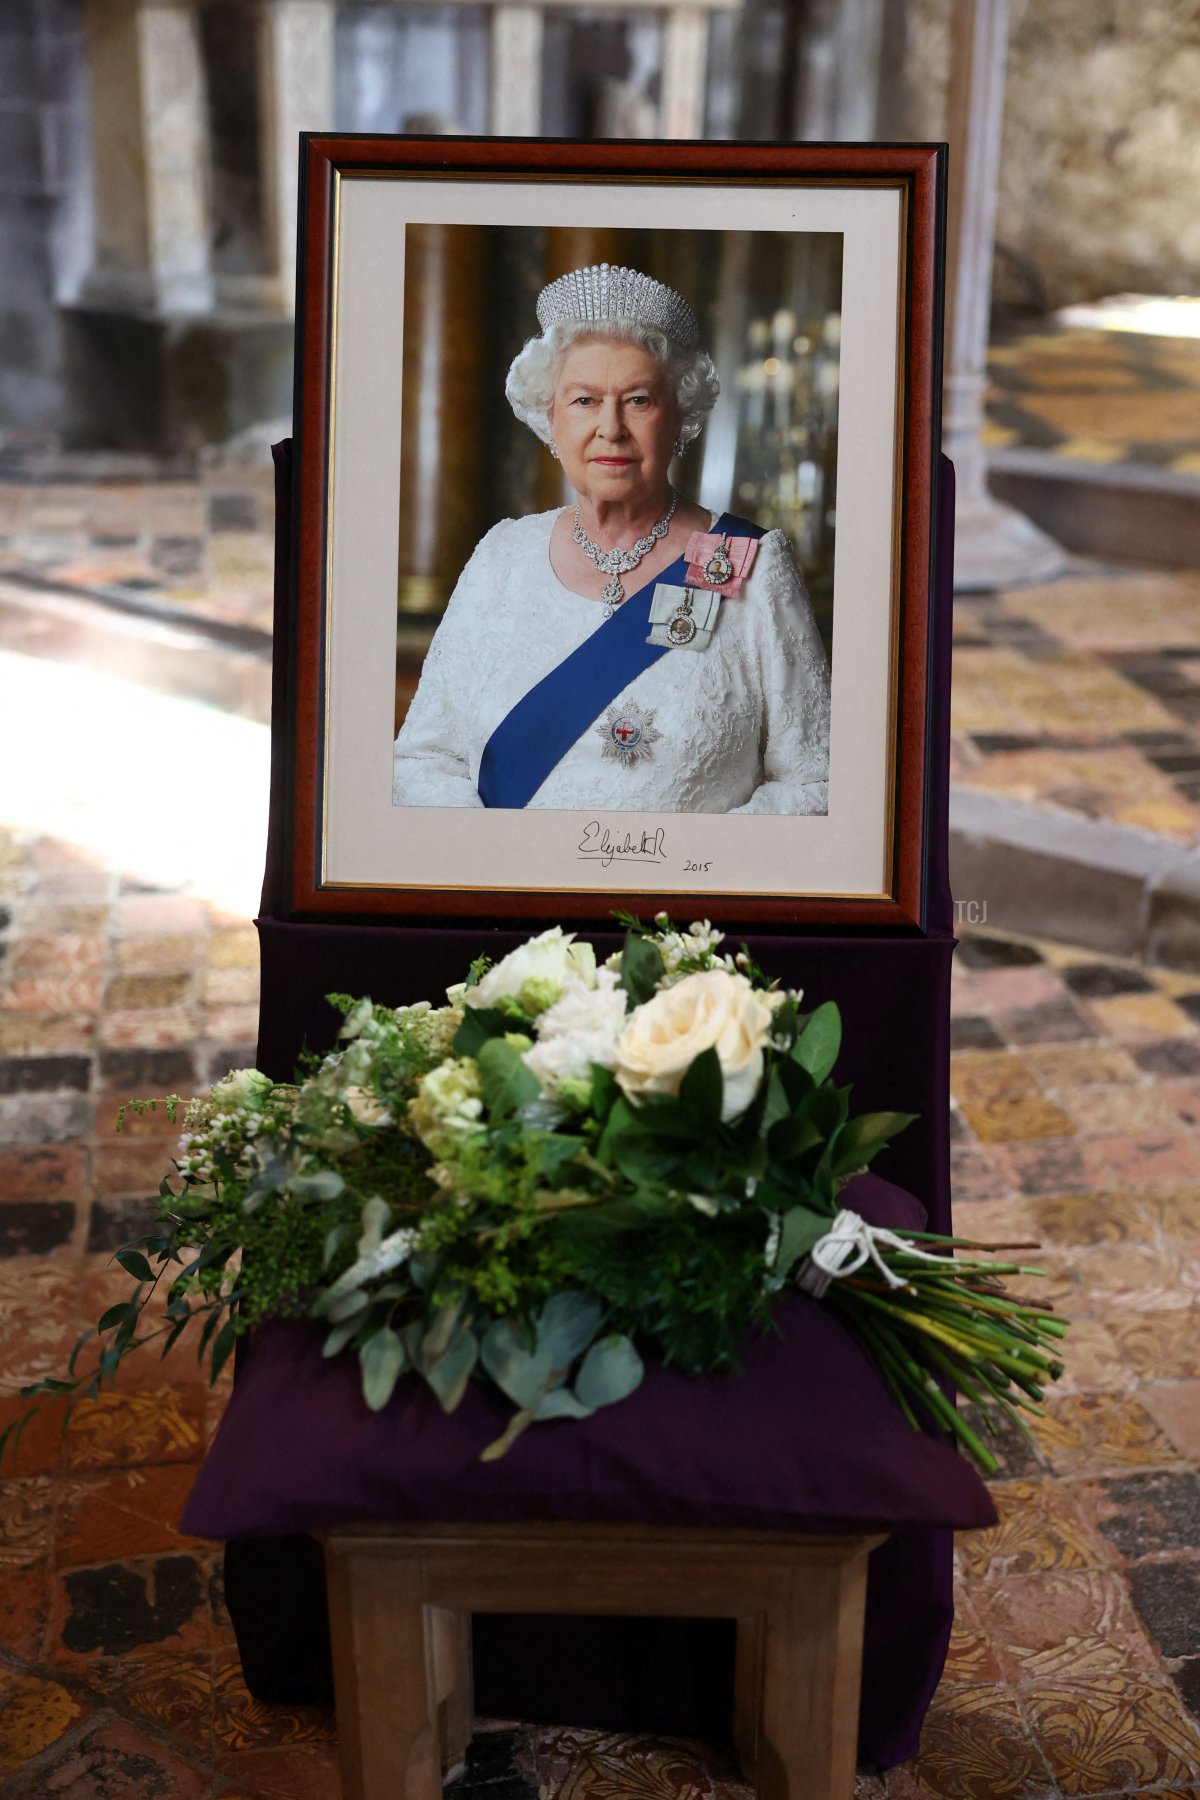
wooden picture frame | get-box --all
[286,135,946,930]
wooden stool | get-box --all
[324,1521,887,1800]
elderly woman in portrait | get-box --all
[392,264,830,814]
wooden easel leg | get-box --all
[431,1605,474,1771]
[754,1552,872,1800]
[732,1611,765,1780]
[325,1543,443,1800]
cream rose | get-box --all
[613,969,774,1121]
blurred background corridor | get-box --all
[2,3,1200,1796]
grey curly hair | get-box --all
[505,318,721,453]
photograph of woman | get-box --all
[391,262,832,815]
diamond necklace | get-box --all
[572,491,678,618]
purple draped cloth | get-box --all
[203,445,967,1768]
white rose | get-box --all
[466,927,597,1014]
[209,1067,273,1110]
[613,969,774,1122]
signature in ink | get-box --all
[577,820,667,869]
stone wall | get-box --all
[0,0,91,437]
[903,0,1200,312]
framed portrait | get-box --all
[286,136,946,929]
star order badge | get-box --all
[597,701,661,767]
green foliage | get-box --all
[5,919,1065,1476]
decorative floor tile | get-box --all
[0,1474,55,1567]
[1030,1393,1183,1477]
[0,1671,89,1775]
[103,1647,215,1752]
[1053,1319,1138,1395]
[1023,1675,1200,1794]
[213,1649,336,1753]
[54,1463,204,1567]
[0,1713,211,1798]
[530,1726,750,1799]
[62,1385,205,1471]
[958,1479,1111,1580]
[1025,1044,1142,1087]
[893,1684,1058,1798]
[1141,1383,1200,1460]
[216,1742,344,1799]
[1086,1472,1200,1564]
[972,1568,1160,1683]
[1126,1561,1200,1660]
[0,1563,52,1660]
[1108,1312,1200,1382]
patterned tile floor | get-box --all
[985,322,1200,473]
[1,819,1199,1797]
[1,321,1199,1791]
[950,565,1200,844]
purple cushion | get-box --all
[182,1172,995,1541]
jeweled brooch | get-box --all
[597,702,661,767]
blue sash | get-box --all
[478,512,763,810]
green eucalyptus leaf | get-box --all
[324,1288,369,1324]
[480,1318,553,1409]
[480,1404,537,1461]
[574,1335,644,1409]
[535,1290,604,1372]
[792,1002,842,1084]
[115,1249,152,1283]
[477,1037,540,1120]
[421,1327,478,1413]
[535,1387,594,1421]
[422,1299,469,1364]
[322,1221,354,1270]
[620,932,666,1007]
[360,1326,407,1412]
[322,1317,364,1358]
[287,1169,345,1202]
[357,1195,390,1255]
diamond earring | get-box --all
[548,438,560,461]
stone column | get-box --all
[943,0,1065,588]
[660,6,708,138]
[789,0,884,140]
[489,5,544,136]
[81,0,213,312]
[258,0,336,316]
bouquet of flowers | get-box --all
[8,918,1065,1472]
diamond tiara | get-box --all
[535,263,700,350]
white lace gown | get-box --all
[392,509,831,815]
